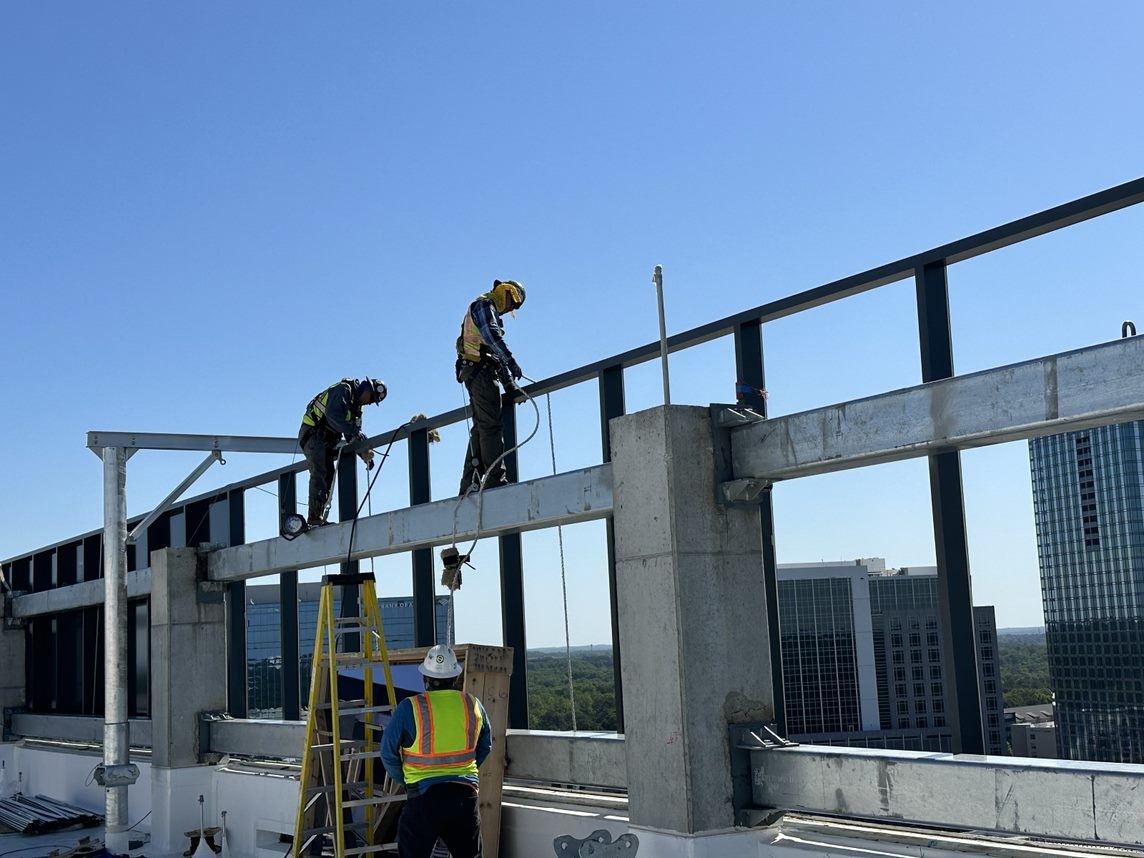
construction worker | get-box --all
[380,645,491,858]
[455,279,526,495]
[297,377,387,527]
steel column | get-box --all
[409,428,436,645]
[916,261,983,755]
[734,320,786,735]
[101,446,130,853]
[499,397,528,728]
[278,473,300,721]
[226,489,247,718]
[598,364,626,732]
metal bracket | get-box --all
[92,763,140,787]
[715,405,766,429]
[554,830,638,857]
[711,404,772,506]
[721,478,772,504]
[2,592,26,630]
[734,722,798,751]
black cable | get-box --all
[127,808,152,831]
[346,422,410,567]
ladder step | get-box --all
[310,740,370,751]
[343,795,407,809]
[301,822,368,837]
[344,844,398,856]
[315,702,392,716]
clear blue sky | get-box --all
[2,2,1142,646]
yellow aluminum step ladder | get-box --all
[293,573,405,857]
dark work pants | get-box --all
[460,364,507,494]
[398,782,482,858]
[299,426,337,524]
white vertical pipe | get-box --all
[653,264,671,405]
[102,445,130,853]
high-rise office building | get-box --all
[778,559,1005,754]
[245,583,453,715]
[1029,421,1144,763]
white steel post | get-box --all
[653,264,671,406]
[102,445,130,853]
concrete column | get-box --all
[149,548,227,854]
[611,406,775,835]
[0,594,25,716]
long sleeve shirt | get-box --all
[314,382,363,441]
[470,297,514,368]
[380,691,492,797]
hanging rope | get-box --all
[545,391,578,731]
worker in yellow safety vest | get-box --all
[297,377,386,527]
[454,279,526,495]
[381,645,492,858]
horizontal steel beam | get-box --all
[208,464,614,581]
[11,713,152,747]
[87,431,299,455]
[751,744,1144,847]
[730,336,1144,484]
[13,568,152,618]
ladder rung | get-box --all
[334,658,393,672]
[314,703,392,717]
[306,781,369,795]
[310,740,365,750]
[343,795,407,809]
[344,844,398,856]
[334,616,371,625]
[301,822,368,837]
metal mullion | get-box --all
[598,364,626,732]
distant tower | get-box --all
[1029,421,1144,763]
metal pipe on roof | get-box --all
[102,445,130,854]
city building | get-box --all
[778,559,1006,754]
[1006,704,1058,759]
[245,583,452,715]
[1029,421,1144,763]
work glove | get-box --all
[360,448,375,470]
[497,365,515,389]
[507,357,523,381]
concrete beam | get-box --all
[208,465,613,581]
[10,713,152,747]
[12,568,152,618]
[87,431,299,455]
[730,336,1144,483]
[504,730,627,790]
[206,718,306,759]
[752,744,1144,847]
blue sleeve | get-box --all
[380,699,414,785]
[474,697,492,768]
[471,299,514,367]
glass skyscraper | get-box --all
[1030,420,1144,763]
[778,559,1005,754]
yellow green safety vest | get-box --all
[301,379,357,430]
[401,690,483,785]
[456,292,495,363]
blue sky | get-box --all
[2,2,1142,646]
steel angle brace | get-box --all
[554,829,639,856]
[728,722,798,827]
[710,403,771,505]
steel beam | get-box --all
[728,336,1144,484]
[206,717,305,759]
[208,465,613,582]
[87,431,300,455]
[127,451,221,544]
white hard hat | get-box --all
[419,644,463,679]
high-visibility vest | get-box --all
[301,380,359,431]
[456,293,496,363]
[401,690,483,785]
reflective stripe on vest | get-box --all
[301,380,354,428]
[401,690,482,785]
[457,293,495,362]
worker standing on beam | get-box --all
[381,645,491,858]
[455,279,526,495]
[297,377,387,527]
